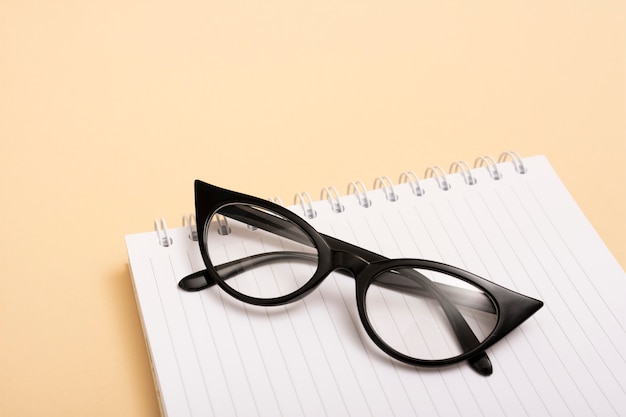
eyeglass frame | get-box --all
[179,180,544,376]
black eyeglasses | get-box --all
[178,181,544,376]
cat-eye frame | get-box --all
[179,181,544,376]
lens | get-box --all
[365,267,497,361]
[205,203,319,299]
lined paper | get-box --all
[126,155,626,417]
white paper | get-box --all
[126,155,626,417]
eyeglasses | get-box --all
[178,181,544,376]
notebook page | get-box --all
[125,155,626,417]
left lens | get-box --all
[364,267,497,361]
[205,203,319,300]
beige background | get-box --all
[1,1,624,415]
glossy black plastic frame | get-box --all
[179,180,544,376]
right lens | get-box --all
[365,267,498,361]
[205,203,319,300]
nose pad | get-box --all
[331,250,370,276]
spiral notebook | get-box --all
[125,153,625,417]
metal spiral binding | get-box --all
[449,160,477,185]
[498,151,527,174]
[399,171,425,196]
[320,186,345,213]
[268,196,284,206]
[373,176,399,202]
[182,214,198,241]
[154,218,172,247]
[347,180,372,208]
[474,155,502,180]
[424,166,451,191]
[215,214,231,235]
[159,152,526,241]
[294,192,317,219]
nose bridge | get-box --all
[331,250,370,276]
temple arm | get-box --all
[179,251,495,314]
